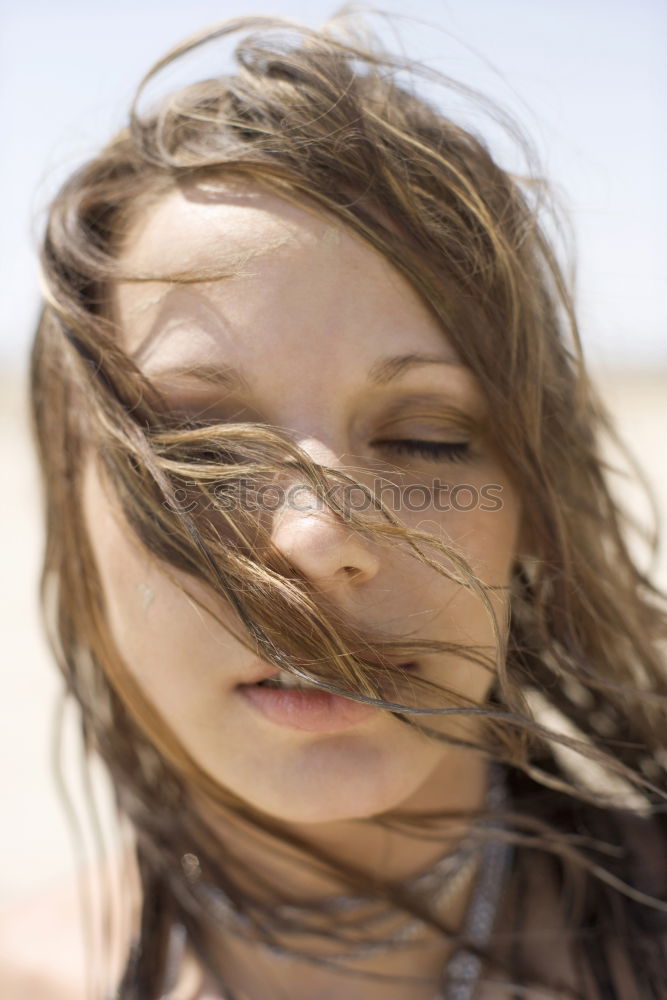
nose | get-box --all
[269,437,381,594]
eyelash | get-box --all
[373,439,472,463]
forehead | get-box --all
[119,179,320,279]
[112,179,459,371]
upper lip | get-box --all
[240,659,282,685]
[239,652,417,686]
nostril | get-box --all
[342,565,365,581]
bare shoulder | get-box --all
[0,847,139,1000]
[0,874,89,1000]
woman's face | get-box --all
[82,181,522,824]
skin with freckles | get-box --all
[80,181,526,997]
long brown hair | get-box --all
[29,11,667,999]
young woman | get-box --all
[12,11,667,1000]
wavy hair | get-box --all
[29,11,667,999]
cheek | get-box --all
[80,461,242,719]
[396,458,520,570]
[401,469,519,603]
[449,490,520,639]
[400,478,520,703]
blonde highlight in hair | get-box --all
[30,11,667,999]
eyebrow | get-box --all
[146,352,465,392]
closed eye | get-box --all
[165,409,474,466]
[373,439,472,463]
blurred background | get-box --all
[1,0,666,910]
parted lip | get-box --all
[239,653,418,686]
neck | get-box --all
[182,750,493,1000]
[191,746,490,889]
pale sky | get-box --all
[1,0,665,370]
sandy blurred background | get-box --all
[1,0,666,912]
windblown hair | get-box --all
[30,11,667,1000]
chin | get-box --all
[241,789,410,825]
[211,740,442,825]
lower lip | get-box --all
[237,683,381,732]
